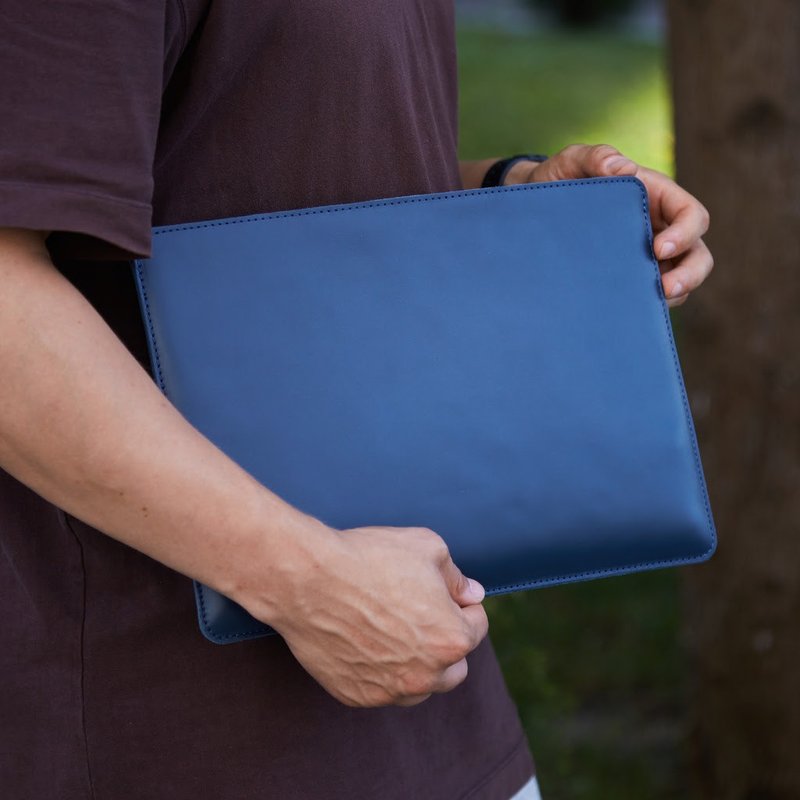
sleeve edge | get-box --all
[0,180,153,260]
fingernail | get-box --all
[660,241,676,258]
[467,579,485,602]
[670,281,684,298]
[604,156,633,172]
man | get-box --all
[0,2,711,797]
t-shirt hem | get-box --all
[0,179,153,260]
[460,733,536,800]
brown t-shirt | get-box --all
[0,2,535,798]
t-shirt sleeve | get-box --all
[0,1,170,259]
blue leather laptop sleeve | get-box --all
[133,177,716,644]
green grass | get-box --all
[485,574,691,800]
[457,28,692,799]
[458,29,674,174]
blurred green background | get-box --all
[457,28,688,800]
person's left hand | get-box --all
[505,144,713,307]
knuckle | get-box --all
[592,144,619,166]
[560,143,584,159]
[592,142,616,157]
[410,526,443,550]
[396,671,434,698]
[474,607,490,638]
[423,531,450,561]
[436,646,463,668]
[439,631,472,663]
[446,660,469,689]
[456,627,474,651]
[699,205,711,230]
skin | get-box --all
[0,228,486,709]
[461,144,714,307]
[0,144,712,709]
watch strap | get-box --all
[481,153,548,188]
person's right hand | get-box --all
[0,229,486,711]
[244,524,489,708]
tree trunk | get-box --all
[667,1,800,797]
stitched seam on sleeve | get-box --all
[0,179,151,210]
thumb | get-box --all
[532,144,639,183]
[439,556,486,607]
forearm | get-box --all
[0,228,330,621]
[0,227,492,706]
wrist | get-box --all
[481,153,548,188]
[218,491,338,627]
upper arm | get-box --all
[0,2,169,260]
[0,229,51,263]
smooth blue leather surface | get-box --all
[134,178,716,644]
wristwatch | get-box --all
[481,153,548,188]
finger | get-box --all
[430,658,469,694]
[533,144,636,182]
[570,143,638,178]
[660,239,714,300]
[459,602,490,651]
[667,293,690,308]
[560,143,636,177]
[590,144,639,177]
[394,693,432,707]
[439,556,485,607]
[658,260,676,281]
[651,191,710,261]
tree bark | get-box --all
[667,2,800,797]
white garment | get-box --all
[509,776,542,800]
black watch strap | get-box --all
[481,153,548,188]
